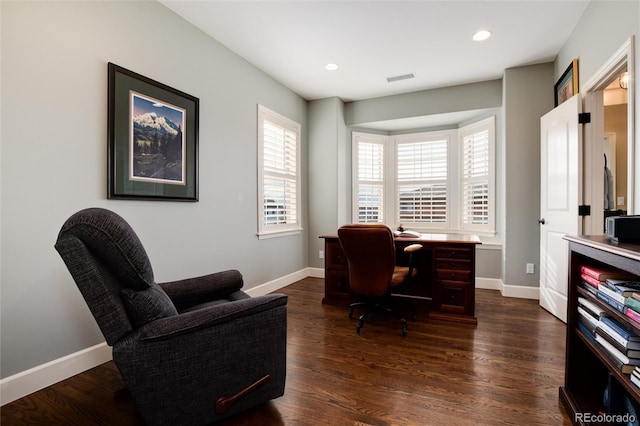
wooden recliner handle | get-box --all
[214,374,272,415]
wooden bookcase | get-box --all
[562,235,640,424]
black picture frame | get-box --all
[554,59,579,107]
[108,63,199,201]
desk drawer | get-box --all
[326,241,348,270]
[435,246,472,260]
[325,269,350,299]
[435,269,471,282]
[435,259,471,271]
[437,280,473,314]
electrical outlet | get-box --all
[526,263,535,274]
[319,250,324,259]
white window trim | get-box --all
[351,116,496,237]
[257,105,302,239]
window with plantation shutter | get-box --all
[460,117,494,232]
[257,105,302,238]
[353,133,385,223]
[397,136,449,227]
[351,116,495,236]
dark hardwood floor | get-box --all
[1,278,572,425]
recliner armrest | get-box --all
[136,293,287,341]
[158,269,243,305]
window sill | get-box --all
[257,228,303,240]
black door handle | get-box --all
[538,218,546,225]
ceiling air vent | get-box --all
[386,73,415,83]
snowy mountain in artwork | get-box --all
[133,112,179,136]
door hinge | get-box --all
[579,112,591,124]
[579,205,591,216]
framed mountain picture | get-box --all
[554,59,579,107]
[107,63,199,201]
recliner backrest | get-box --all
[55,208,156,345]
[337,224,396,297]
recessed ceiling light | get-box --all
[473,30,492,41]
[325,63,339,71]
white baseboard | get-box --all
[500,283,540,299]
[476,277,502,291]
[245,267,314,296]
[476,277,539,299]
[0,342,112,406]
[1,267,535,406]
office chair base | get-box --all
[350,301,410,336]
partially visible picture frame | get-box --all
[554,59,579,107]
[108,63,199,201]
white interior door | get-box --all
[539,95,582,323]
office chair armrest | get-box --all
[403,243,423,253]
[136,294,287,341]
[158,269,244,304]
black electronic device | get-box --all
[606,216,640,242]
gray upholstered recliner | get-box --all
[54,208,287,425]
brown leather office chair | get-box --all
[338,224,422,336]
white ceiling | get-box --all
[160,0,590,129]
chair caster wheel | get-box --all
[356,326,362,334]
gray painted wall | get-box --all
[502,63,554,288]
[557,0,640,212]
[308,98,348,268]
[345,80,503,126]
[1,1,307,378]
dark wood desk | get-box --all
[320,233,481,324]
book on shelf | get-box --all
[631,373,640,388]
[595,333,640,367]
[628,308,640,326]
[599,284,627,305]
[597,337,636,374]
[581,281,598,295]
[601,316,640,342]
[582,273,602,290]
[596,328,640,358]
[578,296,607,317]
[605,279,640,297]
[628,294,640,314]
[597,290,628,314]
[581,265,636,282]
[578,321,596,343]
[578,306,599,333]
[598,317,640,351]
